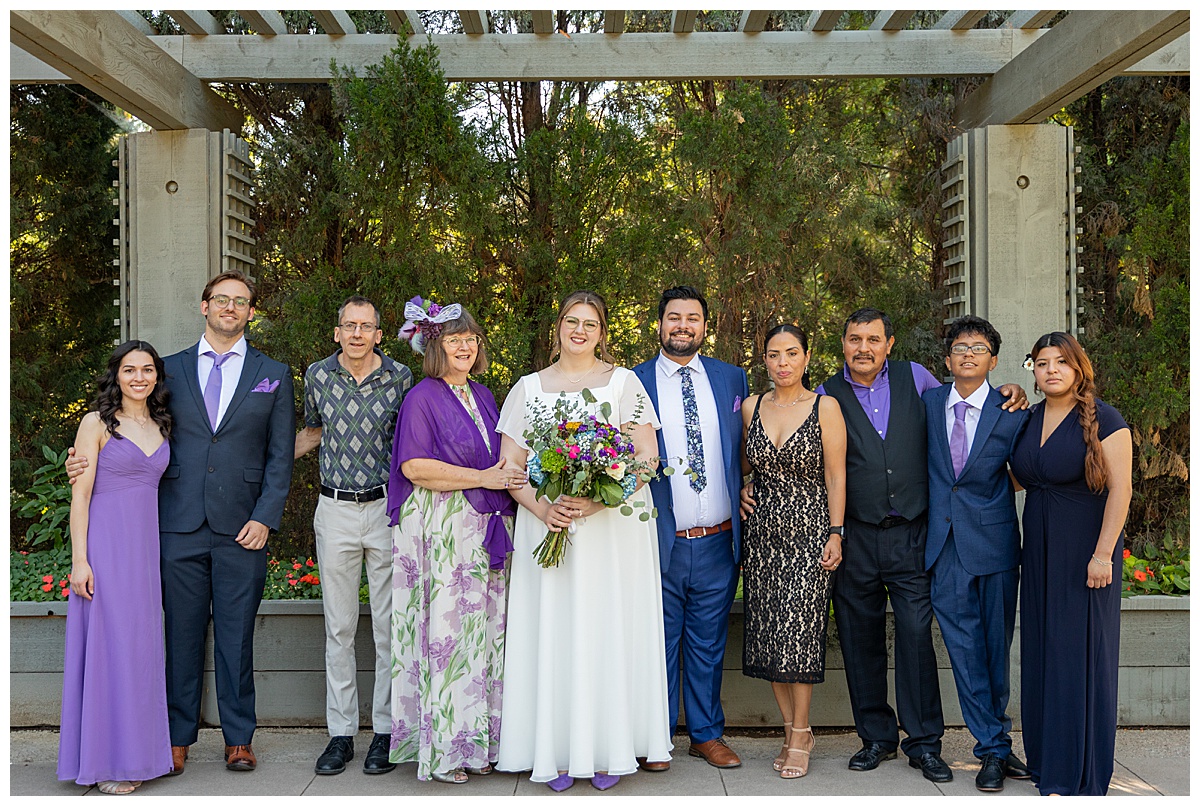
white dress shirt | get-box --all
[198,334,248,429]
[945,381,992,457]
[655,352,731,531]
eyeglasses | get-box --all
[950,344,993,356]
[209,294,251,310]
[338,323,378,334]
[444,336,479,348]
[563,316,600,333]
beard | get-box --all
[661,331,701,358]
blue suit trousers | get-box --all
[930,531,1018,759]
[661,529,739,743]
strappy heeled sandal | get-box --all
[780,727,814,779]
[97,781,136,795]
[774,722,793,771]
[431,768,468,784]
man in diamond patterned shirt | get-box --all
[294,295,413,777]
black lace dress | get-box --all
[742,395,834,683]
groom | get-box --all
[68,269,294,774]
[633,286,749,770]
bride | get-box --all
[495,290,673,792]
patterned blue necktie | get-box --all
[678,366,707,493]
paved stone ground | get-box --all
[13,727,1187,797]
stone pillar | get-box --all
[117,128,256,355]
[941,124,1081,386]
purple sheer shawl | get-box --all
[387,376,515,569]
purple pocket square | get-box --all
[252,378,280,393]
[733,395,742,412]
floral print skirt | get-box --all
[390,487,510,780]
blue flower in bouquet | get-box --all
[527,451,545,485]
[573,430,595,449]
[621,474,637,498]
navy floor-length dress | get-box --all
[1010,399,1128,796]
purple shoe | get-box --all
[546,773,575,792]
[591,773,620,791]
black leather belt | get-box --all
[320,484,386,503]
[877,515,910,529]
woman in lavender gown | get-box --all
[387,303,522,784]
[58,341,174,794]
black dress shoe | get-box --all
[1003,753,1032,779]
[363,733,397,775]
[315,736,354,775]
[976,754,1005,791]
[909,752,953,783]
[848,743,898,771]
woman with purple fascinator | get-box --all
[387,298,524,785]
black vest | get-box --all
[823,360,928,524]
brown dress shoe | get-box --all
[169,745,188,776]
[688,738,742,768]
[638,757,671,772]
[224,744,257,772]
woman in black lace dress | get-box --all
[739,324,846,780]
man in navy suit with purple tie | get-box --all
[923,315,1031,792]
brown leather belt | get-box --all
[676,519,733,539]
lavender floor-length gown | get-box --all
[57,434,173,786]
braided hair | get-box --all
[1031,332,1106,493]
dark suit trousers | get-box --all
[661,529,739,743]
[161,524,268,746]
[833,515,943,757]
[930,531,1018,759]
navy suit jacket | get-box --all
[159,342,295,536]
[633,355,749,570]
[923,384,1028,576]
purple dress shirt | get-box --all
[817,361,941,439]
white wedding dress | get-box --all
[495,367,672,781]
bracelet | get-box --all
[1090,554,1113,566]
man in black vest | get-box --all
[815,308,1024,783]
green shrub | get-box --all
[12,445,72,551]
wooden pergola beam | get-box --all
[11,30,1190,85]
[934,10,989,31]
[116,11,155,36]
[384,11,424,36]
[9,9,242,131]
[739,11,770,33]
[459,11,487,35]
[238,11,287,36]
[312,11,356,36]
[603,11,625,34]
[805,11,843,33]
[165,10,223,36]
[957,10,1190,129]
[532,10,554,34]
[671,11,698,34]
[1004,11,1058,30]
[869,10,915,31]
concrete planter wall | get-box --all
[11,596,1189,729]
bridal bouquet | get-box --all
[522,388,665,568]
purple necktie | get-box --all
[203,350,235,430]
[950,401,970,477]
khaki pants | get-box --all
[313,495,392,736]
